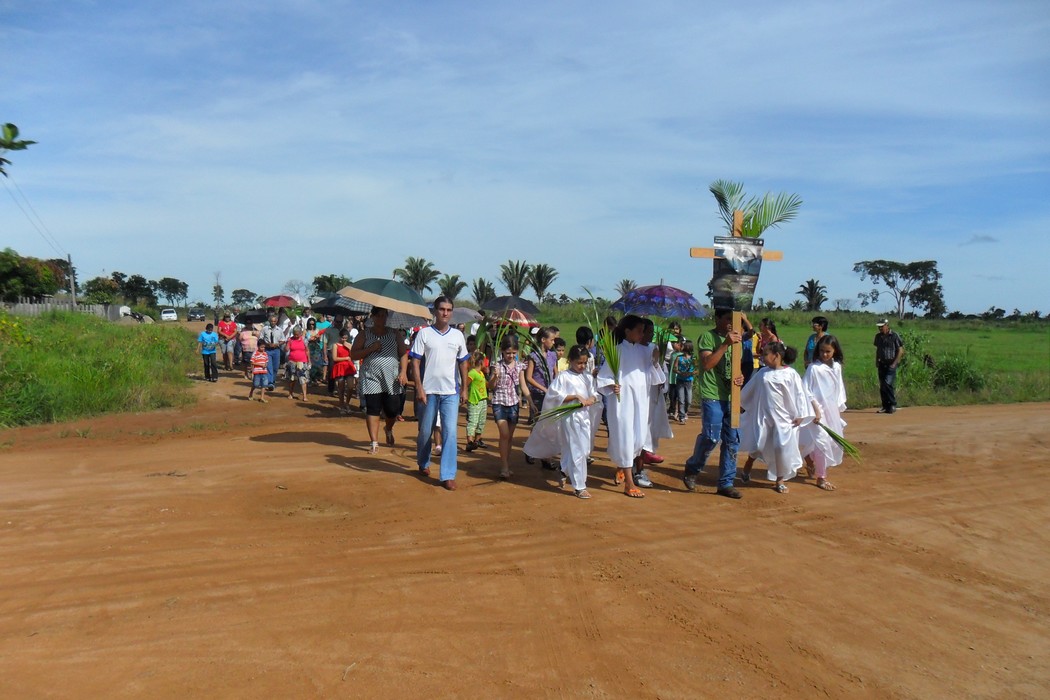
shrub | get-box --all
[932,353,985,391]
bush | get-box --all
[932,353,985,391]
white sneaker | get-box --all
[635,471,653,488]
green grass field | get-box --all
[540,307,1050,409]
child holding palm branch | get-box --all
[596,315,655,498]
[524,345,602,498]
[800,335,848,491]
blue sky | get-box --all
[3,0,1049,314]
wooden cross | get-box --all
[689,211,783,427]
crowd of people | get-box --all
[196,301,901,499]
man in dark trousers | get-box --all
[874,319,905,413]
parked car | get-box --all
[160,308,178,322]
[187,308,206,322]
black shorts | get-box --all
[364,392,401,418]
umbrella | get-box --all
[370,311,430,330]
[235,308,270,324]
[611,284,707,318]
[310,294,369,317]
[263,294,297,308]
[448,307,482,325]
[491,308,538,328]
[479,295,540,315]
[337,278,431,319]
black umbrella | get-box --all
[479,295,540,316]
[311,294,369,317]
[235,308,270,324]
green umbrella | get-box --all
[337,278,431,319]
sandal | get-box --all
[498,469,512,480]
[557,473,567,488]
[575,489,592,499]
[624,487,645,498]
[367,442,379,455]
[614,469,625,486]
[524,455,535,465]
[384,428,395,446]
[774,483,788,493]
[817,480,836,491]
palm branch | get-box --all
[535,401,584,423]
[819,423,861,463]
[742,191,803,237]
[710,179,802,238]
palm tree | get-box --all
[796,278,828,311]
[392,256,440,295]
[499,260,532,297]
[528,263,558,302]
[615,279,637,298]
[709,179,802,238]
[471,278,496,306]
[437,273,467,301]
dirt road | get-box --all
[2,376,1047,698]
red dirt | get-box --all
[2,374,1048,698]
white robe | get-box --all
[645,343,674,452]
[523,369,601,490]
[799,361,848,472]
[739,366,814,482]
[596,341,652,468]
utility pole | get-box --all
[68,254,77,307]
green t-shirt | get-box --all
[467,368,488,404]
[696,329,733,401]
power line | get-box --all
[1,174,66,257]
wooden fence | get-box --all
[3,298,116,320]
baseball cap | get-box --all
[876,319,889,327]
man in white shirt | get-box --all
[410,296,469,491]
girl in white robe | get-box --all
[739,343,816,493]
[524,345,602,498]
[596,315,651,498]
[800,335,847,491]
[633,320,673,488]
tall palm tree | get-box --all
[392,256,440,295]
[796,278,828,311]
[471,278,496,306]
[528,263,558,302]
[615,279,637,298]
[499,260,532,297]
[437,273,467,301]
[709,179,802,238]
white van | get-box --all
[160,308,178,322]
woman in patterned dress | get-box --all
[351,307,409,454]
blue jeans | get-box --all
[684,399,739,489]
[416,393,460,481]
[877,363,898,411]
[265,348,281,387]
[675,380,693,419]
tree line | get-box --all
[4,248,1044,320]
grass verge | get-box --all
[0,310,198,427]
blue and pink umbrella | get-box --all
[611,284,707,318]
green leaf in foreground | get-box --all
[535,402,584,423]
[819,423,861,463]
